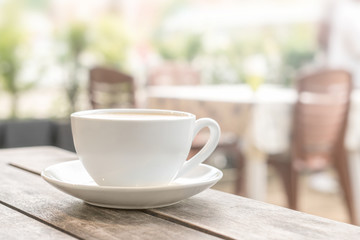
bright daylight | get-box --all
[1,0,360,239]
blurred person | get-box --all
[305,1,360,201]
[318,0,360,87]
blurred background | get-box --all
[1,0,360,226]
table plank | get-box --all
[0,164,218,240]
[4,147,360,240]
[0,146,77,159]
[2,146,78,174]
[0,204,76,240]
[148,190,360,240]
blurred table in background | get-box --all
[147,84,295,199]
[147,84,360,223]
[147,84,295,137]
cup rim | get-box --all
[71,108,195,121]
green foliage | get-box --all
[57,16,130,115]
[152,1,317,86]
[66,23,89,60]
[278,25,316,86]
[58,22,89,64]
[152,0,202,62]
[152,23,316,85]
[57,21,89,115]
[204,25,316,86]
[89,16,129,70]
[0,2,38,118]
[0,4,25,93]
[153,31,202,62]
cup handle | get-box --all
[175,118,221,179]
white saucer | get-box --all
[41,160,223,209]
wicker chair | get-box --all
[269,69,355,223]
[89,66,136,109]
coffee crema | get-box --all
[80,112,190,120]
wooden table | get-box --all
[0,146,359,239]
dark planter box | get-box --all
[0,119,75,152]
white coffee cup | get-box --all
[71,109,220,187]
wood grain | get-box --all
[2,146,78,174]
[149,190,360,240]
[0,204,76,240]
[4,146,360,240]
[0,163,218,240]
[0,146,76,160]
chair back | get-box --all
[292,70,352,169]
[89,67,136,109]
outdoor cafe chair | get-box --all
[269,69,355,223]
[89,66,136,109]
